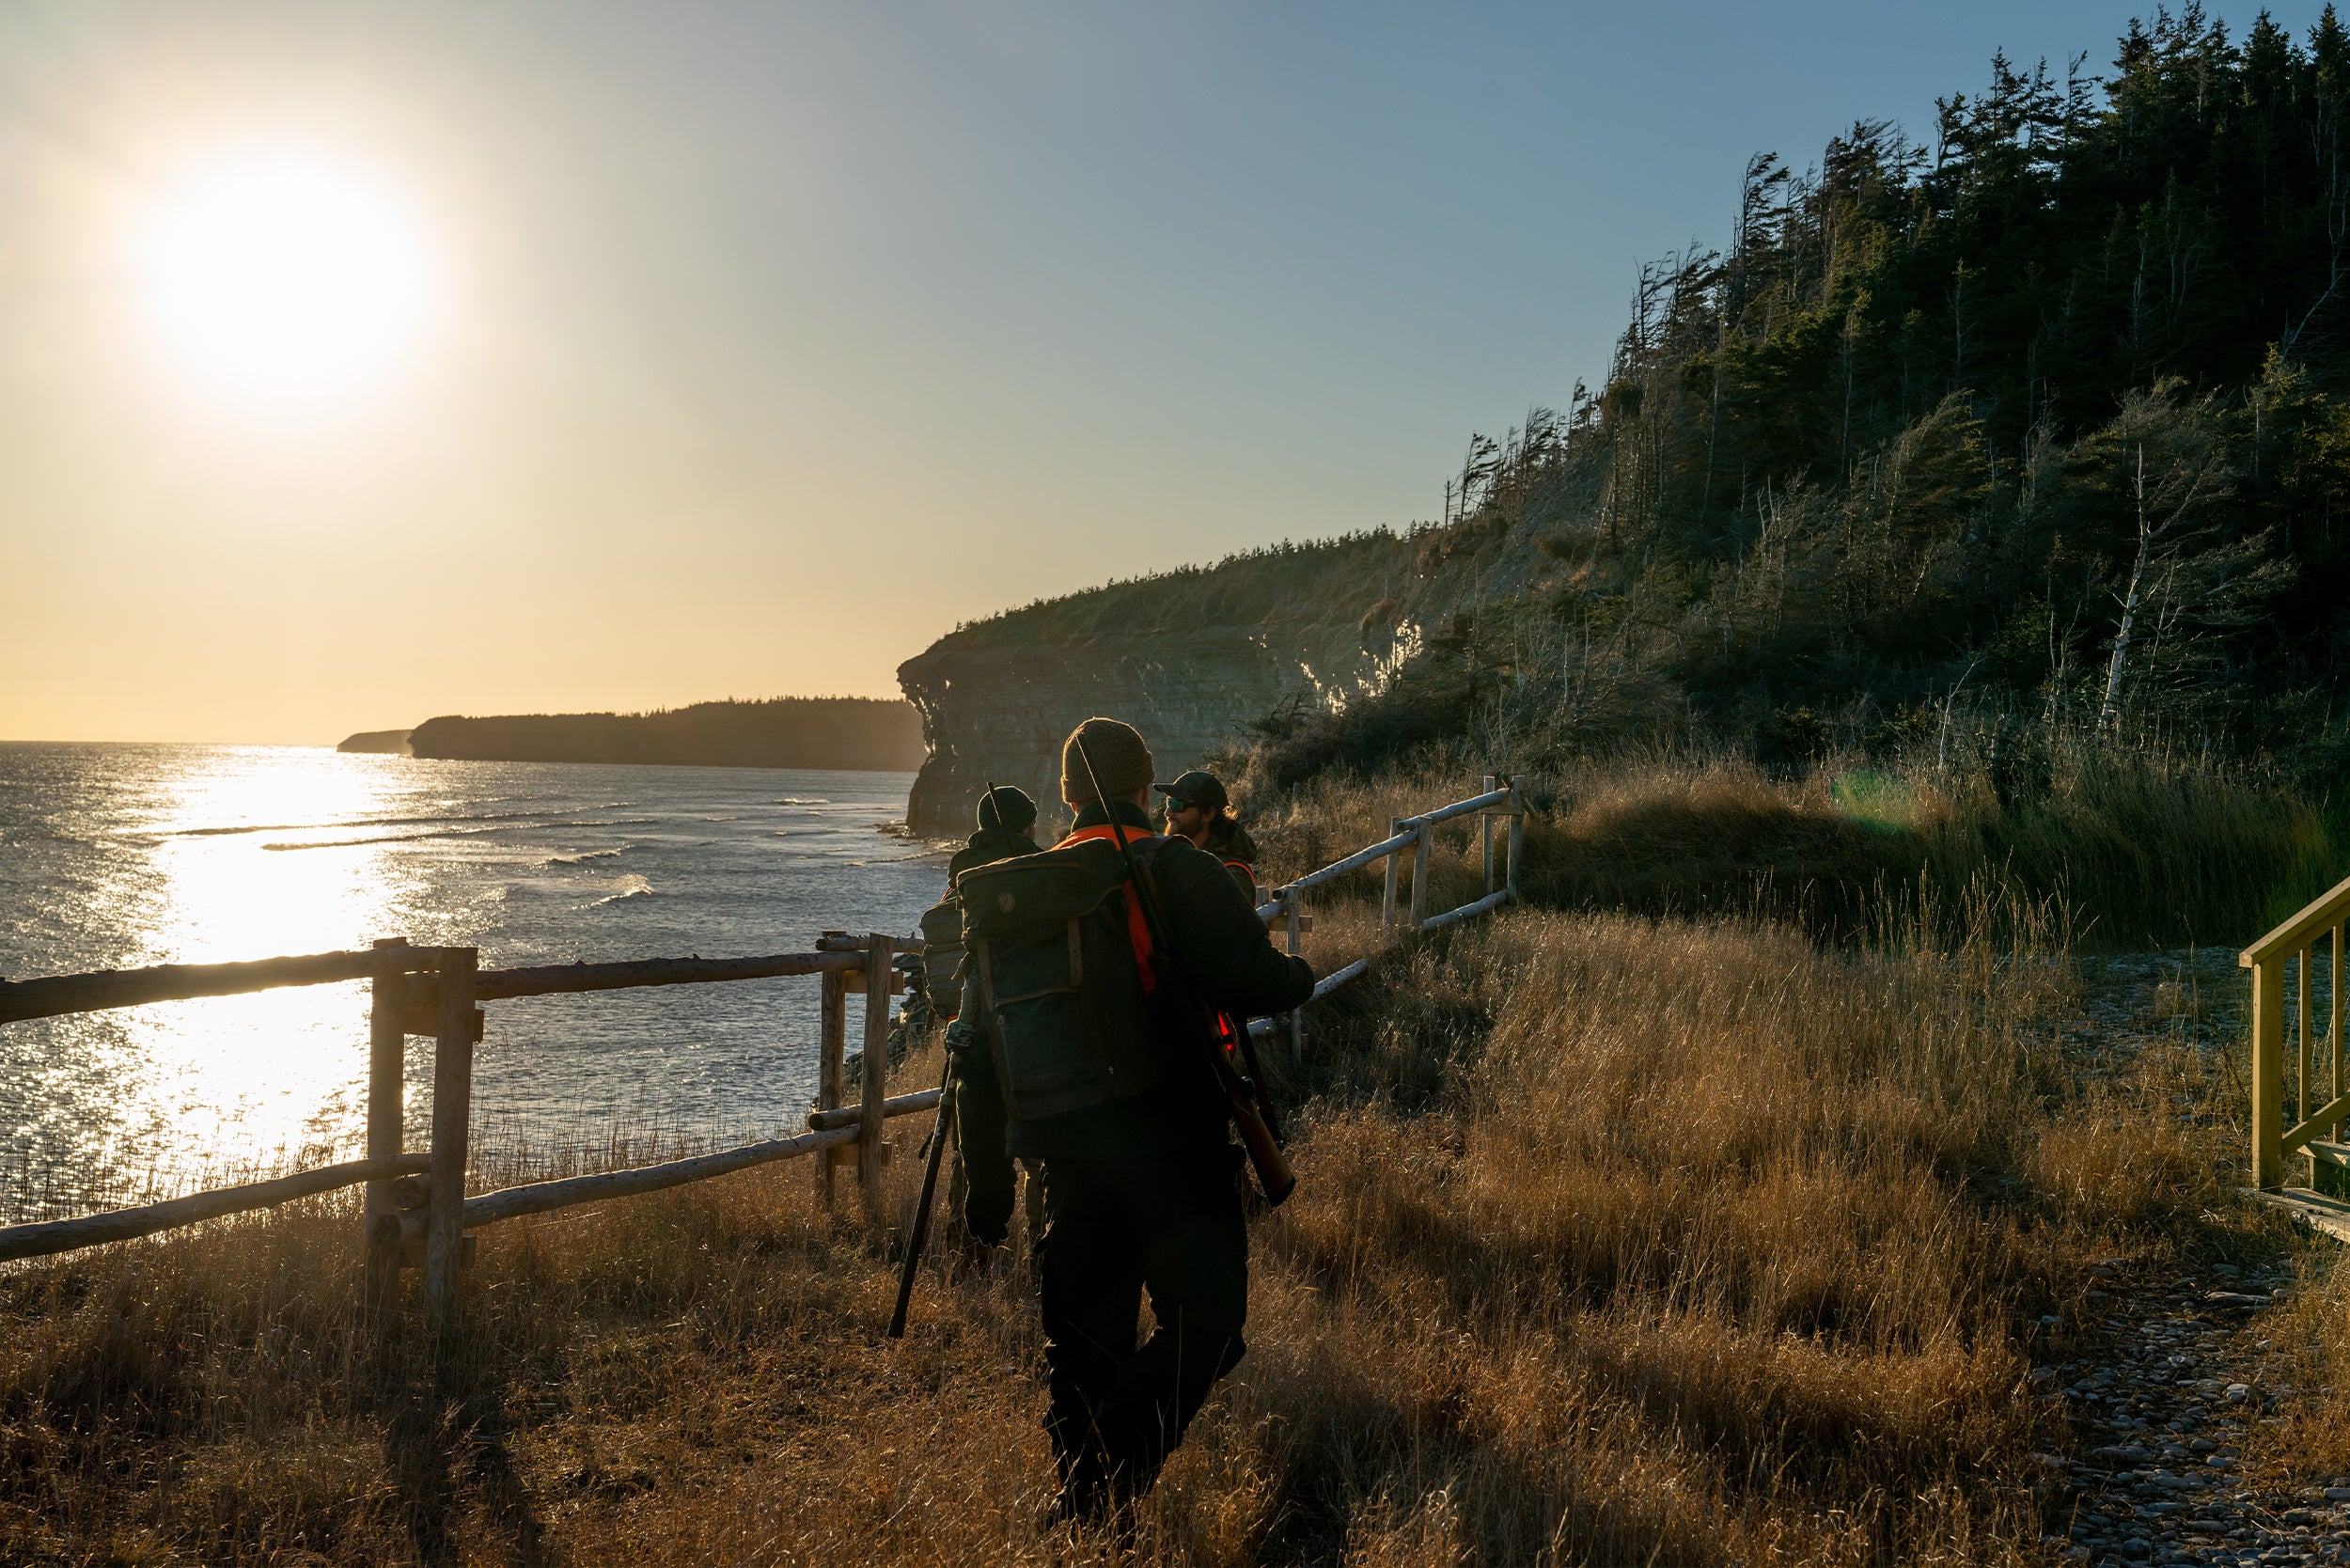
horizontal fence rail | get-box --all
[0,947,434,1027]
[0,1153,431,1263]
[1246,960,1371,1039]
[464,949,867,1004]
[1418,886,1512,934]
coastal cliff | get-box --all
[897,525,1552,832]
[406,698,924,772]
[335,729,414,755]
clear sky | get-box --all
[0,1,2326,743]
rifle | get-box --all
[1072,738,1295,1206]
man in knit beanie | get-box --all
[948,783,1040,882]
[948,714,1313,1529]
[1058,715,1155,805]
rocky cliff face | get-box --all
[897,522,1553,833]
[900,629,1321,832]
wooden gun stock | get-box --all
[1208,1035,1294,1205]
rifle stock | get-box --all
[1072,739,1296,1207]
[1225,1007,1286,1147]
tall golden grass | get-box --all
[1250,742,2333,950]
[0,875,2238,1563]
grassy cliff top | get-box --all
[916,531,1427,653]
[407,698,924,772]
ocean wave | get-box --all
[263,830,472,851]
[771,797,830,806]
[546,847,625,865]
[168,807,560,839]
[587,875,654,906]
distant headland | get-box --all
[338,698,924,772]
[335,729,415,755]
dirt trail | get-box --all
[2040,952,2346,1568]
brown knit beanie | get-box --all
[1059,717,1155,805]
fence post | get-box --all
[1282,885,1305,1066]
[2300,948,2314,1129]
[2333,925,2344,1142]
[858,933,895,1226]
[2252,953,2285,1189]
[1505,782,1524,902]
[364,937,410,1316]
[1382,818,1403,934]
[1409,819,1433,930]
[426,946,478,1332]
[818,933,848,1207]
[1481,775,1496,897]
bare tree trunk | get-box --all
[2098,446,2153,734]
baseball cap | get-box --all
[1153,770,1229,813]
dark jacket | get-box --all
[948,826,1041,883]
[950,799,1311,1170]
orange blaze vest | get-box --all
[1054,822,1161,994]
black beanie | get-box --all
[976,784,1037,835]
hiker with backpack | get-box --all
[918,784,1045,1263]
[917,782,1042,1033]
[945,717,1314,1529]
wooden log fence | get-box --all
[0,933,907,1331]
[2244,871,2350,1194]
[0,776,1532,1335]
[1246,777,1527,1051]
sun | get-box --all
[127,146,442,408]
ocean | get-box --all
[0,743,948,1220]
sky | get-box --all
[0,0,2330,744]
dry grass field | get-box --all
[1249,745,2334,950]
[0,860,2273,1565]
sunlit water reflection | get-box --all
[0,744,946,1219]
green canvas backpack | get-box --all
[916,892,967,1019]
[955,838,1169,1122]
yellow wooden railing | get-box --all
[2244,871,2350,1189]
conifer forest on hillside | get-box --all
[1239,5,2350,790]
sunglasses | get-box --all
[1163,798,1192,813]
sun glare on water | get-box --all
[126,146,442,409]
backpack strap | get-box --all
[972,935,998,1018]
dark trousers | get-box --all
[1039,1147,1248,1502]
